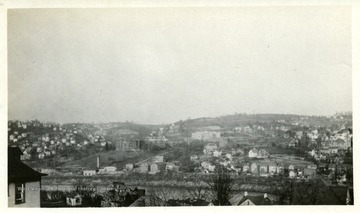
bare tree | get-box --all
[276,179,324,205]
[187,178,207,200]
[146,188,172,206]
[274,180,295,205]
[205,166,235,206]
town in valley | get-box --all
[6,6,353,208]
[8,112,353,207]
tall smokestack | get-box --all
[97,156,100,169]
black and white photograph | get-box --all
[2,0,359,209]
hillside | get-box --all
[175,113,349,130]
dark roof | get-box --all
[212,199,231,206]
[8,146,47,183]
[167,198,210,206]
[327,186,353,205]
[8,147,23,161]
[191,199,210,206]
[129,196,166,207]
[238,195,272,205]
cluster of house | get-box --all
[196,139,329,180]
[199,144,319,179]
[248,148,269,158]
[241,161,317,178]
[7,121,121,161]
[287,127,352,150]
[234,125,266,134]
[197,143,244,173]
[234,124,292,137]
[133,155,180,174]
[82,155,181,176]
[308,149,348,164]
[190,123,344,144]
[284,127,353,166]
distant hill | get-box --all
[174,113,349,130]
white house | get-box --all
[83,170,96,176]
[208,164,216,172]
[289,170,296,179]
[248,148,258,158]
[201,161,209,168]
[243,165,250,173]
[251,163,258,173]
[149,163,159,174]
[8,147,46,207]
[213,150,222,157]
[201,162,215,172]
[269,164,277,174]
[166,163,176,171]
[234,127,242,132]
[190,155,198,161]
[104,166,117,173]
[38,153,45,159]
[139,163,148,173]
[126,164,134,171]
[154,155,164,163]
[225,153,232,160]
[307,164,317,170]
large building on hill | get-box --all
[191,131,221,141]
[191,126,222,141]
[116,139,140,151]
[145,136,167,148]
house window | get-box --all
[15,183,25,204]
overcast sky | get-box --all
[8,7,352,124]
